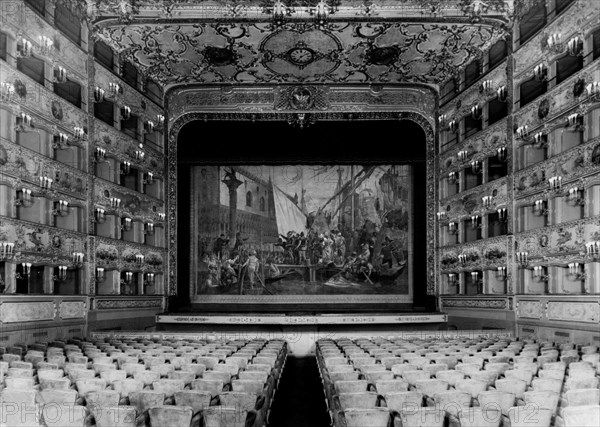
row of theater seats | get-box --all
[0,336,287,427]
[316,336,600,427]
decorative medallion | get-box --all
[537,98,549,120]
[14,79,27,98]
[51,101,64,121]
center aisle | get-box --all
[268,356,331,427]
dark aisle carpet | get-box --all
[269,356,331,427]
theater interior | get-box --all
[0,0,599,426]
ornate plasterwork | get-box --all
[516,299,544,319]
[0,302,56,323]
[441,297,509,309]
[166,84,436,299]
[58,301,88,319]
[546,301,600,323]
[93,297,164,310]
[95,237,166,272]
[439,235,508,272]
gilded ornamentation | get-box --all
[516,300,544,319]
[442,298,508,310]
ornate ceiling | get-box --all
[88,1,514,91]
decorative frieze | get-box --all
[58,301,87,319]
[441,297,509,310]
[516,300,544,319]
[93,180,164,220]
[93,297,164,310]
[95,238,165,272]
[546,301,599,323]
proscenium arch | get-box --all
[166,110,437,309]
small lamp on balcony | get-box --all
[96,267,106,283]
[496,266,507,280]
[549,176,562,192]
[95,208,106,223]
[516,251,529,267]
[56,265,68,282]
[144,273,155,286]
[0,242,15,260]
[53,200,69,217]
[567,36,583,56]
[145,222,155,235]
[53,66,67,83]
[121,217,132,232]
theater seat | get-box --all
[458,407,501,427]
[148,405,193,427]
[341,408,390,427]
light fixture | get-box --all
[586,81,600,101]
[17,38,33,57]
[53,132,69,149]
[1,82,16,102]
[482,196,493,210]
[122,271,134,285]
[448,221,458,235]
[534,64,547,81]
[121,161,131,175]
[135,150,145,161]
[470,215,481,230]
[533,265,549,282]
[121,217,132,232]
[158,213,166,221]
[156,114,165,127]
[549,176,562,192]
[448,119,458,133]
[95,208,106,223]
[95,147,106,161]
[458,254,468,265]
[496,85,507,102]
[496,266,507,280]
[532,199,549,216]
[143,120,155,134]
[438,114,448,129]
[15,188,33,207]
[109,197,121,209]
[73,127,85,141]
[497,147,507,162]
[53,66,67,83]
[121,106,131,120]
[143,172,154,185]
[16,112,32,131]
[471,104,482,120]
[38,35,53,55]
[585,241,600,260]
[497,207,508,222]
[516,251,529,267]
[567,262,585,280]
[447,273,457,286]
[516,125,529,139]
[470,160,481,174]
[39,176,53,190]
[480,79,495,96]
[567,36,583,56]
[109,82,121,97]
[448,171,458,185]
[566,113,583,128]
[457,150,469,162]
[567,187,584,206]
[144,273,155,286]
[55,266,68,282]
[94,86,105,102]
[53,200,69,217]
[145,222,155,235]
[470,271,482,286]
[0,242,15,259]
[72,252,84,266]
[20,262,32,277]
[135,254,145,265]
[546,33,562,54]
[533,132,548,148]
[96,267,106,283]
[436,211,447,221]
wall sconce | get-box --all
[516,251,529,267]
[448,119,458,133]
[17,38,33,57]
[482,196,493,210]
[534,64,547,81]
[457,150,469,162]
[143,172,154,185]
[121,217,132,232]
[143,120,155,134]
[95,147,106,161]
[1,82,16,102]
[135,150,145,161]
[496,266,507,280]
[144,273,155,286]
[156,114,165,127]
[73,127,86,141]
[532,199,549,216]
[470,271,482,287]
[53,132,69,149]
[566,113,583,128]
[480,79,495,97]
[471,104,482,120]
[135,254,145,265]
[470,160,482,174]
[533,265,549,282]
[458,254,468,265]
[109,197,121,209]
[121,161,131,175]
[15,188,33,207]
[0,242,15,260]
[109,82,121,97]
[95,208,106,223]
[38,35,53,55]
[585,241,600,260]
[497,207,508,222]
[471,215,481,230]
[145,222,155,235]
[19,262,32,278]
[438,114,448,129]
[567,262,585,281]
[496,85,508,102]
[448,221,458,235]
[121,106,131,121]
[586,81,600,101]
[448,171,458,185]
[122,271,134,285]
[55,266,68,282]
[158,213,166,221]
[447,273,457,286]
[39,176,53,190]
[72,252,84,266]
[96,267,105,283]
[94,86,105,102]
[436,211,447,222]
[546,33,562,54]
[549,176,563,192]
[53,200,69,217]
[516,125,529,139]
[53,66,67,83]
[16,112,32,131]
[567,187,584,206]
[497,147,507,162]
[533,132,548,148]
[567,36,583,56]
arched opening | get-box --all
[175,118,431,313]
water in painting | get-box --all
[190,165,413,296]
